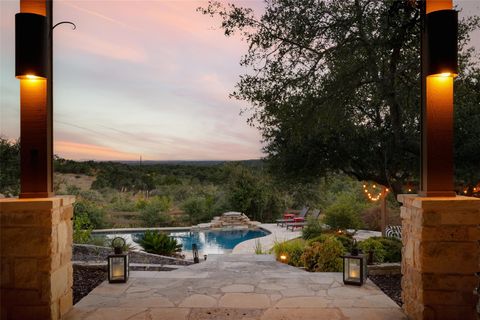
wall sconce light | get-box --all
[108,237,129,283]
[425,10,458,77]
[15,13,48,79]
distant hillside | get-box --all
[117,159,263,167]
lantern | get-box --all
[342,242,367,286]
[192,243,199,263]
[108,237,129,283]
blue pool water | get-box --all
[96,228,270,254]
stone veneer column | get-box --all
[0,196,75,319]
[399,194,480,320]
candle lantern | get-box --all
[192,243,199,263]
[108,237,129,283]
[342,242,367,286]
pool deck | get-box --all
[232,223,302,254]
[65,254,406,320]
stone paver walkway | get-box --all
[232,224,302,254]
[65,254,406,320]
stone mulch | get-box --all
[73,264,107,305]
[369,274,402,306]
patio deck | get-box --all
[65,254,406,320]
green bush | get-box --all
[137,230,182,256]
[140,196,172,227]
[74,200,107,229]
[372,237,402,262]
[110,195,136,211]
[302,216,324,240]
[72,212,93,244]
[358,238,386,263]
[323,193,365,230]
[272,239,306,267]
[335,234,354,252]
[301,235,345,272]
[181,195,215,224]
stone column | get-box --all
[0,196,75,319]
[399,194,480,320]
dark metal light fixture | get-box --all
[108,237,129,283]
[425,9,458,77]
[342,241,367,286]
[192,243,200,263]
[15,13,48,79]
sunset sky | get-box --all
[1,1,479,161]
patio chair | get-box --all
[286,209,321,231]
[275,207,309,227]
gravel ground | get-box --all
[73,264,107,304]
[369,274,402,306]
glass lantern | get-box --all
[108,254,129,283]
[108,237,129,283]
[342,253,367,286]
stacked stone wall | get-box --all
[0,196,75,319]
[399,195,480,320]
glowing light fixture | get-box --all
[425,9,458,77]
[15,12,48,79]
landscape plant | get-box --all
[140,196,173,227]
[358,237,386,263]
[301,235,345,272]
[323,193,366,230]
[137,230,182,256]
[302,216,324,240]
[372,236,402,263]
[272,239,305,267]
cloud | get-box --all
[55,140,140,161]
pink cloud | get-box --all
[55,140,139,161]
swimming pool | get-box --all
[94,228,270,254]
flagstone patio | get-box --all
[65,254,406,320]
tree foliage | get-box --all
[0,137,20,196]
[201,0,480,193]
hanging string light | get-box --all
[363,183,389,202]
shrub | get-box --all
[302,235,345,272]
[137,230,182,256]
[335,234,354,252]
[181,195,215,224]
[323,193,365,230]
[302,216,324,240]
[140,196,172,227]
[372,237,402,262]
[110,195,136,211]
[358,238,386,263]
[72,212,93,244]
[272,239,306,267]
[74,200,107,229]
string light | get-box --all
[363,183,388,201]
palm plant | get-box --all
[137,230,182,256]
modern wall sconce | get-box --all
[425,9,458,77]
[15,13,48,79]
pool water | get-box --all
[97,229,270,254]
